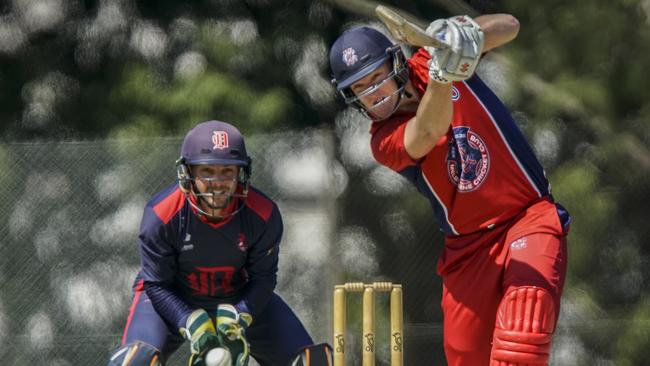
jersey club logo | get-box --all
[446,126,490,192]
[212,130,229,150]
[237,233,248,252]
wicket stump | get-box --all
[333,282,403,366]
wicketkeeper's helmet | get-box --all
[176,120,251,218]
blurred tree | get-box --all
[0,0,649,365]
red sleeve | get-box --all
[369,49,432,173]
[370,117,418,172]
[407,48,432,96]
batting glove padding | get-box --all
[181,309,220,366]
[216,304,253,366]
[425,15,484,83]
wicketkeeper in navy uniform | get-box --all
[107,120,331,366]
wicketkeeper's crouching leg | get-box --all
[289,343,333,366]
[490,286,557,365]
[107,341,161,366]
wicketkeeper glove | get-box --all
[216,304,253,366]
[180,309,221,366]
[425,15,484,84]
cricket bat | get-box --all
[375,5,446,48]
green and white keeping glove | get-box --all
[181,309,220,366]
[216,304,253,366]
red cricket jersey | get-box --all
[371,49,569,236]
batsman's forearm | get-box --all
[475,14,520,52]
[418,82,453,138]
[404,83,453,159]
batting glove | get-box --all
[425,15,484,83]
[216,304,253,366]
[180,309,220,366]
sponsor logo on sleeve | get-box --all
[510,237,528,250]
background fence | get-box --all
[0,129,443,365]
[3,0,650,364]
[0,127,614,366]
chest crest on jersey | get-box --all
[236,233,248,252]
[446,126,490,192]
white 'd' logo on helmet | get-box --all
[342,48,358,66]
[212,131,229,150]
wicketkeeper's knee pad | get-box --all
[491,286,557,365]
[107,341,162,366]
[289,343,333,366]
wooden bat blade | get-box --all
[375,5,446,48]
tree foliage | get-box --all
[0,0,649,364]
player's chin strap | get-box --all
[176,158,250,221]
[188,187,248,221]
[361,82,409,121]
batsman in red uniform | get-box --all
[329,14,570,365]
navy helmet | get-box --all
[179,120,250,167]
[329,26,409,120]
[176,120,252,217]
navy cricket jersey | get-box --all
[133,184,282,329]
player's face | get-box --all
[350,62,399,119]
[191,164,239,211]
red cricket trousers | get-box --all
[438,199,568,365]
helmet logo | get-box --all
[212,130,229,150]
[342,47,358,66]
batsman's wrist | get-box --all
[429,72,452,84]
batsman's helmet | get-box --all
[329,26,409,120]
[176,120,252,217]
